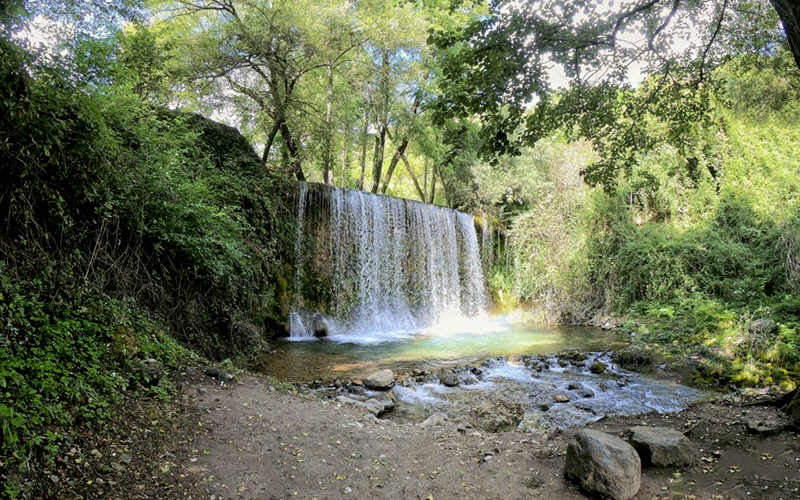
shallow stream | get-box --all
[257,317,708,430]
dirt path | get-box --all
[175,374,800,500]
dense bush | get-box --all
[0,19,291,478]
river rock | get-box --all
[337,395,389,416]
[470,398,523,432]
[590,361,608,374]
[438,369,459,387]
[364,369,395,390]
[419,412,449,427]
[628,426,695,467]
[578,387,595,398]
[565,429,641,500]
[552,394,570,403]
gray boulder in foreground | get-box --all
[364,369,395,390]
[565,429,641,500]
[628,426,695,467]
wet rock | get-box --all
[419,412,449,427]
[578,387,595,398]
[345,383,367,396]
[364,369,395,390]
[612,347,653,371]
[539,403,551,412]
[749,318,777,335]
[438,369,459,387]
[567,382,584,391]
[628,426,695,467]
[565,429,641,500]
[470,398,523,432]
[559,348,588,362]
[590,362,608,374]
[558,359,570,368]
[139,358,164,385]
[552,394,570,403]
[311,314,329,337]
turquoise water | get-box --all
[257,318,630,382]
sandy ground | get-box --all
[173,374,800,500]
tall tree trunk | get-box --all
[770,0,800,70]
[358,109,369,191]
[428,164,437,204]
[423,157,428,199]
[401,153,425,201]
[340,124,351,188]
[261,121,280,166]
[370,51,391,194]
[322,63,334,184]
[379,91,422,194]
[279,120,305,181]
[370,126,386,193]
[379,138,409,194]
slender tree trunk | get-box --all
[371,126,386,193]
[358,109,369,191]
[379,92,422,194]
[280,120,305,181]
[370,51,391,194]
[340,124,351,188]
[322,63,334,184]
[379,138,409,194]
[423,157,428,199]
[438,167,452,207]
[401,153,425,201]
[428,164,437,204]
[770,0,800,71]
[261,121,280,166]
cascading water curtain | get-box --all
[290,183,488,339]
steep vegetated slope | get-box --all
[0,30,292,493]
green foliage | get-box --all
[0,264,190,472]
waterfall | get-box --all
[290,183,487,339]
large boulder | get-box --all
[470,398,523,432]
[628,426,695,467]
[364,369,395,390]
[565,429,641,500]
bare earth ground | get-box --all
[169,373,800,500]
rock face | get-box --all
[628,426,695,467]
[364,369,395,390]
[470,398,524,432]
[438,369,459,387]
[565,429,641,500]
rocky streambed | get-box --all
[315,349,709,433]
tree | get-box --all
[431,0,799,188]
[153,0,360,181]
